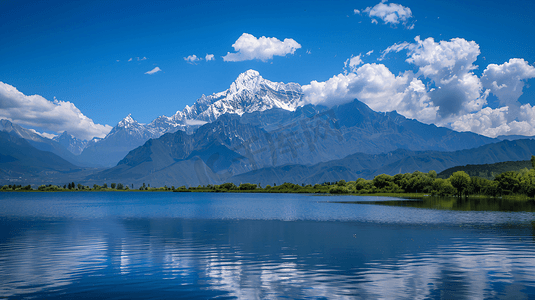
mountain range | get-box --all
[2,70,535,187]
[0,131,80,184]
[67,70,303,167]
[85,98,498,187]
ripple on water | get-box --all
[1,193,535,299]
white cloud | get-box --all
[404,37,485,120]
[145,67,162,75]
[344,54,364,74]
[366,50,374,56]
[447,59,535,137]
[28,128,57,139]
[0,82,112,140]
[304,37,535,137]
[354,9,360,14]
[139,57,147,61]
[128,58,133,62]
[452,104,535,137]
[205,54,215,61]
[185,119,208,126]
[184,55,201,64]
[362,1,414,29]
[481,58,535,108]
[223,33,301,62]
[302,63,435,122]
[406,37,480,79]
[379,41,412,60]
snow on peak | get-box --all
[172,69,304,123]
[100,71,303,146]
[230,69,263,93]
[117,114,138,128]
[237,69,260,81]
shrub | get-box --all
[329,186,350,194]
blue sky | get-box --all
[1,0,534,140]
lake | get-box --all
[1,192,535,299]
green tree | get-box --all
[531,155,535,169]
[111,183,116,189]
[495,171,521,195]
[329,185,350,194]
[239,183,257,190]
[449,171,471,197]
[520,169,535,197]
[431,178,455,196]
[219,182,237,190]
[373,174,392,189]
[117,183,124,190]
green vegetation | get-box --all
[0,182,173,192]
[438,159,533,180]
[3,156,535,199]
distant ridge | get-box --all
[84,99,498,187]
[77,70,304,167]
[0,131,80,184]
[437,159,533,180]
[230,139,535,185]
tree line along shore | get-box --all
[2,156,535,198]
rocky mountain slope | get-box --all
[77,70,304,167]
[229,139,535,185]
[85,99,497,187]
[0,119,81,166]
[0,131,80,184]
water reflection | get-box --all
[342,196,535,212]
[2,217,535,299]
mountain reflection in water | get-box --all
[1,192,535,299]
[341,196,535,212]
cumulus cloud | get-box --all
[302,63,436,122]
[205,54,215,61]
[452,104,535,137]
[184,55,201,65]
[481,58,535,108]
[0,82,112,140]
[362,0,414,29]
[223,33,301,62]
[304,36,535,137]
[145,67,162,75]
[344,54,363,74]
[403,37,486,120]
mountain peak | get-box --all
[230,70,263,93]
[237,69,260,80]
[117,114,138,128]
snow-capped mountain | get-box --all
[0,119,80,165]
[176,69,303,123]
[77,70,304,167]
[104,69,302,142]
[53,131,88,155]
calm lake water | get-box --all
[1,192,535,299]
